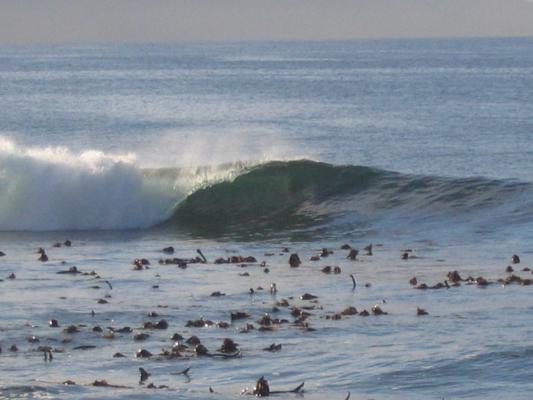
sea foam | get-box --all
[0,136,180,231]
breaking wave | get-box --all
[1,138,531,234]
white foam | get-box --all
[0,136,181,231]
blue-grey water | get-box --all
[1,37,533,399]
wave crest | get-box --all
[169,160,533,237]
[1,137,531,235]
[0,137,178,231]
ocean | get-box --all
[0,37,533,399]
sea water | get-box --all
[0,37,533,399]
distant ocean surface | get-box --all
[1,37,533,399]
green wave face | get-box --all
[164,159,532,240]
[168,160,380,238]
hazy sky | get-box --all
[1,0,533,44]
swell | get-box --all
[0,137,247,231]
[357,346,533,395]
[167,159,533,237]
[1,136,531,234]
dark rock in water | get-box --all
[347,249,358,260]
[320,248,332,257]
[155,319,168,329]
[263,343,282,352]
[341,306,358,316]
[276,299,290,307]
[133,258,149,270]
[500,274,522,285]
[239,323,255,333]
[73,345,97,350]
[162,246,175,254]
[133,333,150,341]
[371,305,386,316]
[430,282,446,289]
[135,349,153,358]
[63,325,79,334]
[93,380,128,388]
[186,318,213,328]
[64,240,72,247]
[512,255,520,264]
[476,276,489,286]
[159,257,188,268]
[218,338,238,353]
[38,248,48,262]
[186,335,201,345]
[229,255,257,263]
[340,244,351,250]
[9,344,18,352]
[210,291,226,297]
[139,367,151,383]
[0,251,5,256]
[171,333,184,341]
[93,326,103,333]
[57,266,81,274]
[257,314,272,326]
[300,293,318,300]
[289,253,301,267]
[174,340,189,351]
[417,307,428,316]
[97,299,108,304]
[195,344,209,356]
[7,273,16,279]
[113,352,126,358]
[253,376,270,396]
[231,311,250,321]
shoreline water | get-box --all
[1,233,533,399]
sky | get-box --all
[1,0,533,44]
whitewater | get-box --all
[1,37,533,400]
